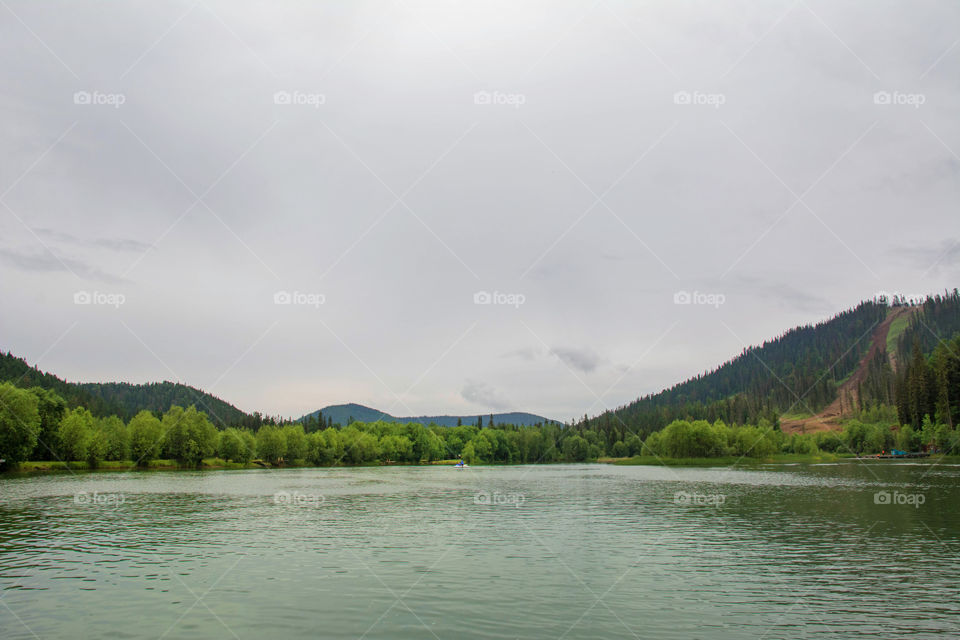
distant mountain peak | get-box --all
[299,403,555,427]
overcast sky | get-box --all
[1,0,958,422]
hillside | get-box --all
[779,305,916,434]
[77,381,259,428]
[0,352,258,428]
[867,290,960,429]
[581,291,960,439]
[300,403,555,428]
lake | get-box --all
[1,462,958,639]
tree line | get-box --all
[638,410,959,459]
[0,385,592,467]
[5,380,958,470]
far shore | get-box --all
[601,453,960,466]
[3,458,467,475]
[5,453,959,476]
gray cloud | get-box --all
[35,228,154,253]
[460,380,511,411]
[0,1,956,420]
[551,347,602,374]
[727,276,833,313]
[504,346,544,361]
[0,247,126,284]
[891,239,960,274]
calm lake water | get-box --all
[1,462,958,639]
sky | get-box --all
[1,0,958,422]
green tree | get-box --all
[162,405,218,465]
[57,407,95,462]
[218,428,245,462]
[934,423,953,452]
[28,387,66,461]
[897,425,921,451]
[239,429,257,463]
[461,440,478,464]
[256,425,287,465]
[345,430,379,464]
[0,382,40,465]
[129,411,164,465]
[562,434,589,462]
[842,421,868,455]
[377,434,403,462]
[86,428,108,468]
[281,424,307,461]
[466,434,492,463]
[98,416,129,461]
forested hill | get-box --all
[0,352,258,428]
[863,290,960,429]
[300,403,554,428]
[77,382,258,428]
[0,352,112,414]
[580,298,922,438]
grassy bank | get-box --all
[14,452,929,475]
[4,458,474,475]
[10,458,261,474]
[601,453,853,466]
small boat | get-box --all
[454,462,469,468]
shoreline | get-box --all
[2,458,469,475]
[602,453,959,466]
[6,453,958,476]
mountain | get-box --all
[0,352,258,428]
[579,290,960,438]
[300,403,555,427]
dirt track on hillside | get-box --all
[779,306,915,434]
